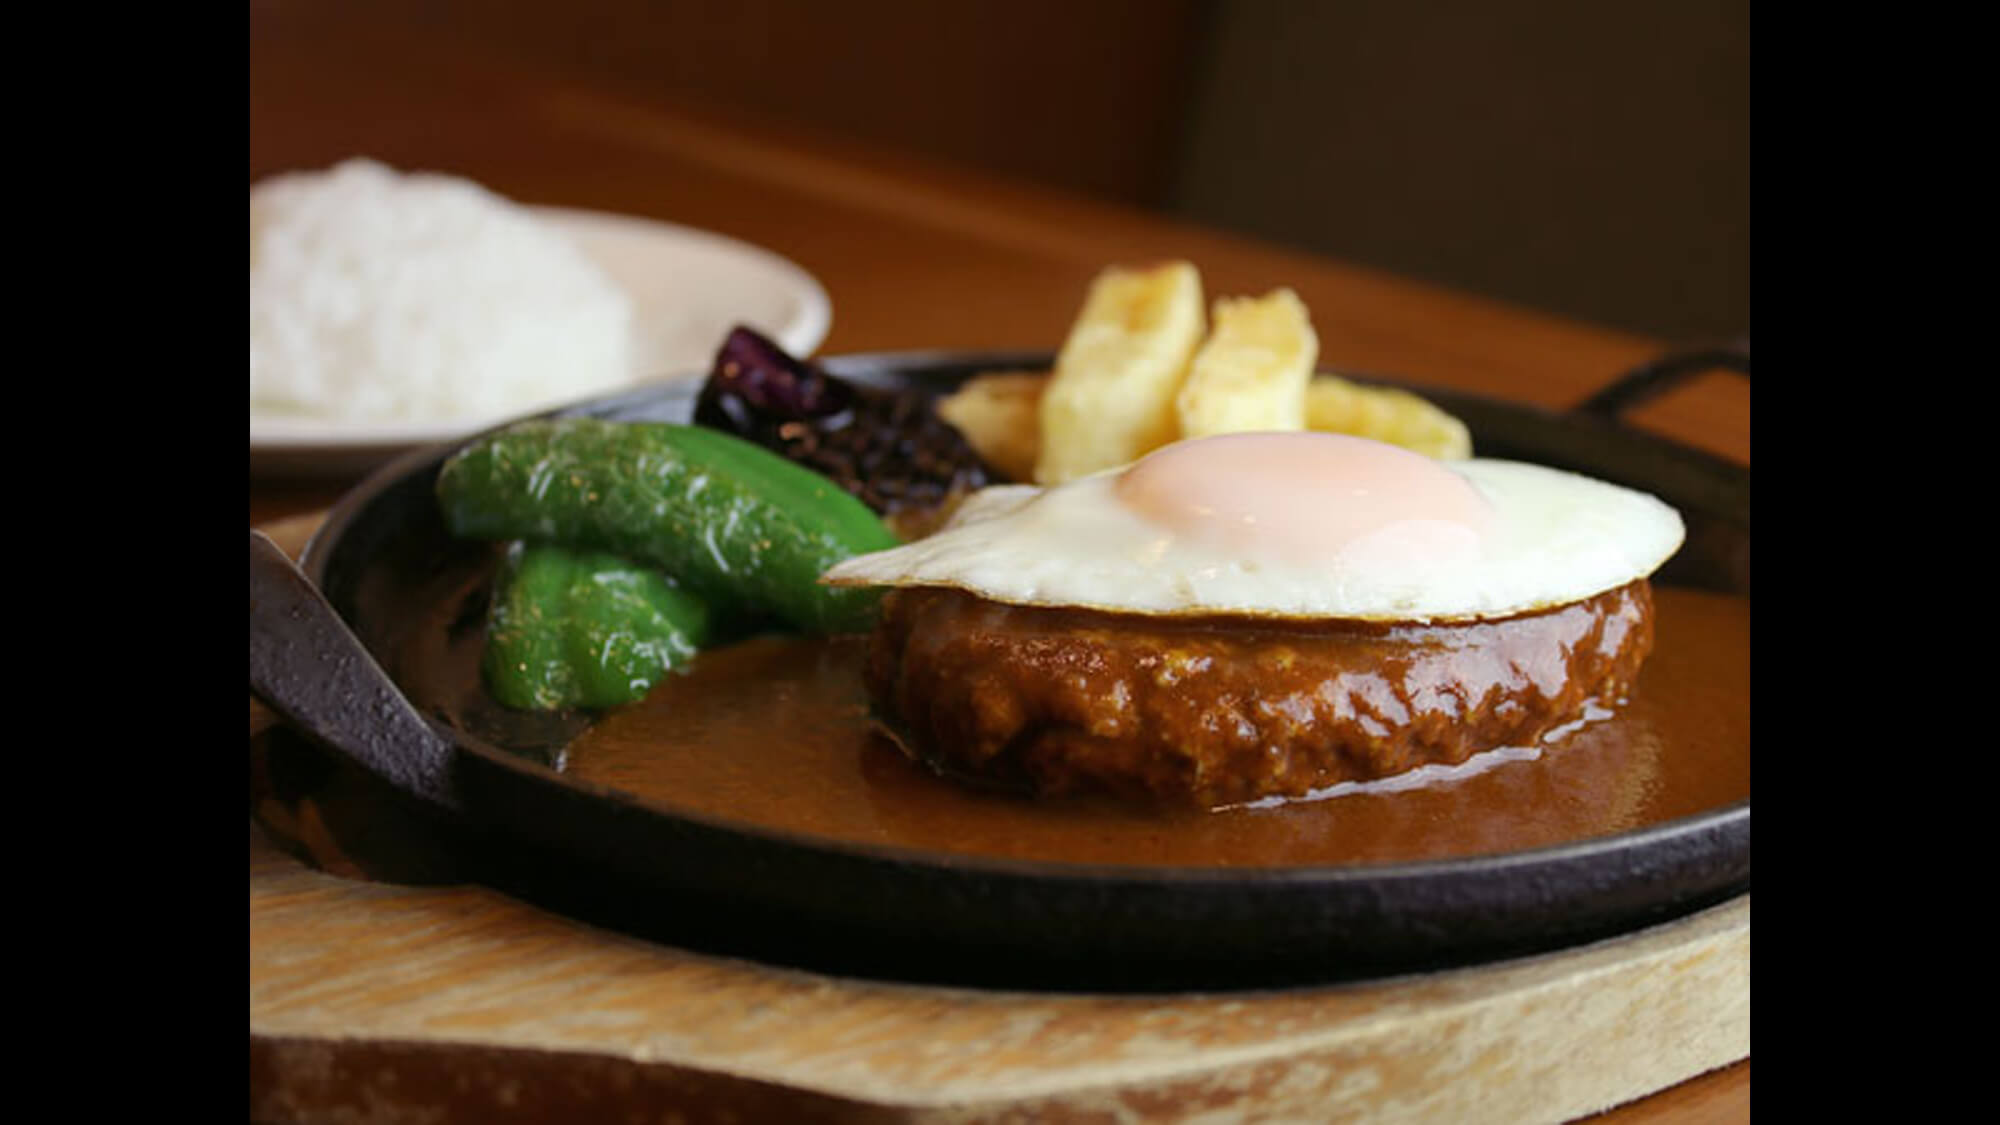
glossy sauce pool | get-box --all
[556,587,1748,868]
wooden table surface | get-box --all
[250,24,1748,1123]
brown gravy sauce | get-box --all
[561,587,1748,868]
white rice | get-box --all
[250,159,634,425]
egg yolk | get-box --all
[1113,432,1494,567]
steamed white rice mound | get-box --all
[250,159,635,425]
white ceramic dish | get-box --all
[250,206,831,476]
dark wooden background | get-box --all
[250,0,1749,341]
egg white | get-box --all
[821,458,1684,623]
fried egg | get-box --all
[821,431,1684,622]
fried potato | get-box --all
[936,371,1047,483]
[1304,375,1474,460]
[1175,288,1317,439]
[939,366,1474,480]
[941,265,1475,482]
[1035,261,1205,484]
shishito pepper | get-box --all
[482,542,713,711]
[437,417,900,635]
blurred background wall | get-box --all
[250,0,1749,342]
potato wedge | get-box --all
[1175,288,1317,439]
[1304,375,1474,460]
[936,371,1047,483]
[1035,261,1205,484]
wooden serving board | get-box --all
[250,515,1747,1122]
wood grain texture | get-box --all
[251,819,1746,1123]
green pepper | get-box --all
[437,418,900,634]
[482,542,713,711]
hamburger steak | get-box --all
[865,582,1656,808]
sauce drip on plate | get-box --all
[559,587,1748,869]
